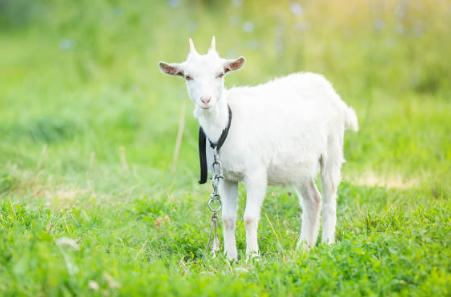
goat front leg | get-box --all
[220,179,239,261]
[243,172,267,257]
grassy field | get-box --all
[1,0,450,296]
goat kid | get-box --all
[159,37,358,261]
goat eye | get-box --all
[216,73,224,79]
[185,76,193,81]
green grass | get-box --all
[1,0,450,296]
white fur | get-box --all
[159,37,358,261]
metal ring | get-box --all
[208,197,222,212]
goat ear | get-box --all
[158,61,184,77]
[224,56,246,73]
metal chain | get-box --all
[205,148,223,255]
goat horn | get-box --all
[210,36,216,52]
[189,38,198,54]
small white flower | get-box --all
[232,0,242,8]
[290,3,303,17]
[88,280,100,291]
[59,39,75,51]
[243,21,254,33]
[168,0,181,8]
[56,237,79,251]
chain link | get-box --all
[205,148,223,254]
[208,148,223,212]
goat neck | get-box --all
[195,91,229,144]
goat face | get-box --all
[159,37,245,112]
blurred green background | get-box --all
[1,0,450,194]
[1,0,450,296]
[1,0,450,197]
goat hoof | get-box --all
[296,241,313,252]
[246,251,261,263]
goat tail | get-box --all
[344,105,359,132]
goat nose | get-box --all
[201,97,211,104]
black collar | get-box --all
[198,105,232,184]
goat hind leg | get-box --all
[321,156,342,244]
[295,180,322,249]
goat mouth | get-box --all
[200,105,212,110]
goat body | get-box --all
[204,72,357,186]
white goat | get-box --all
[159,37,358,261]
